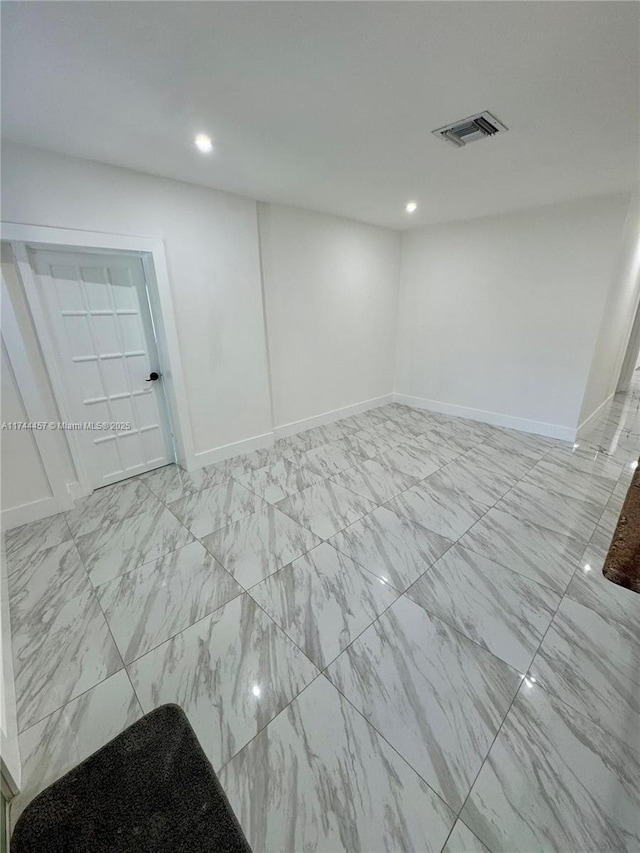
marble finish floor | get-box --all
[5,382,640,851]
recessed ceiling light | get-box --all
[405,201,418,213]
[194,134,213,153]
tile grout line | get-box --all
[294,411,631,836]
[9,413,552,737]
[8,397,638,844]
[13,547,134,738]
[70,525,146,720]
[450,448,631,832]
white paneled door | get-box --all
[29,249,174,489]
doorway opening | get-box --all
[27,246,175,489]
[3,224,194,504]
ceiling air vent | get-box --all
[432,111,508,148]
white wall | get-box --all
[1,143,403,524]
[581,192,640,411]
[0,342,51,510]
[395,194,631,438]
[1,142,635,525]
[1,241,78,522]
[1,142,273,463]
[258,203,401,430]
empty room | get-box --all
[1,1,639,851]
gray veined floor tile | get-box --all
[296,442,362,477]
[304,420,359,443]
[234,457,322,504]
[497,480,603,543]
[426,455,518,508]
[518,456,615,508]
[275,429,330,456]
[385,479,487,541]
[13,588,122,732]
[375,441,456,478]
[331,425,403,459]
[141,461,231,503]
[530,596,640,748]
[461,682,640,853]
[387,415,436,441]
[225,445,286,477]
[461,442,536,482]
[11,670,141,825]
[474,423,506,441]
[402,428,467,461]
[339,409,389,431]
[4,513,72,570]
[595,433,640,464]
[276,441,316,465]
[599,494,625,539]
[458,507,584,595]
[275,480,376,540]
[328,412,370,432]
[200,505,321,589]
[249,542,399,669]
[406,544,560,672]
[8,539,91,627]
[364,403,401,422]
[326,596,521,810]
[218,675,455,853]
[485,428,562,461]
[127,593,318,770]
[560,438,621,461]
[64,478,154,538]
[375,419,420,445]
[167,479,266,539]
[611,470,635,503]
[75,501,194,586]
[278,423,356,454]
[600,478,630,527]
[386,402,433,422]
[590,443,640,467]
[565,564,640,641]
[97,540,243,664]
[328,505,453,592]
[428,421,490,454]
[545,444,626,482]
[579,521,615,573]
[330,455,420,504]
[443,820,491,853]
[402,408,449,431]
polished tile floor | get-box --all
[5,381,640,851]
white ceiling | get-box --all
[2,1,639,229]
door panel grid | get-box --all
[31,250,173,489]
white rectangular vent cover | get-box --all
[432,111,508,148]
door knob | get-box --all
[146,372,160,382]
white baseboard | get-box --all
[273,394,393,440]
[188,431,275,472]
[576,392,615,438]
[393,393,575,442]
[183,394,393,472]
[67,481,91,502]
[1,494,72,531]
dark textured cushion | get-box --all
[12,704,251,853]
[603,459,640,593]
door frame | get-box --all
[617,276,640,394]
[1,223,195,499]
